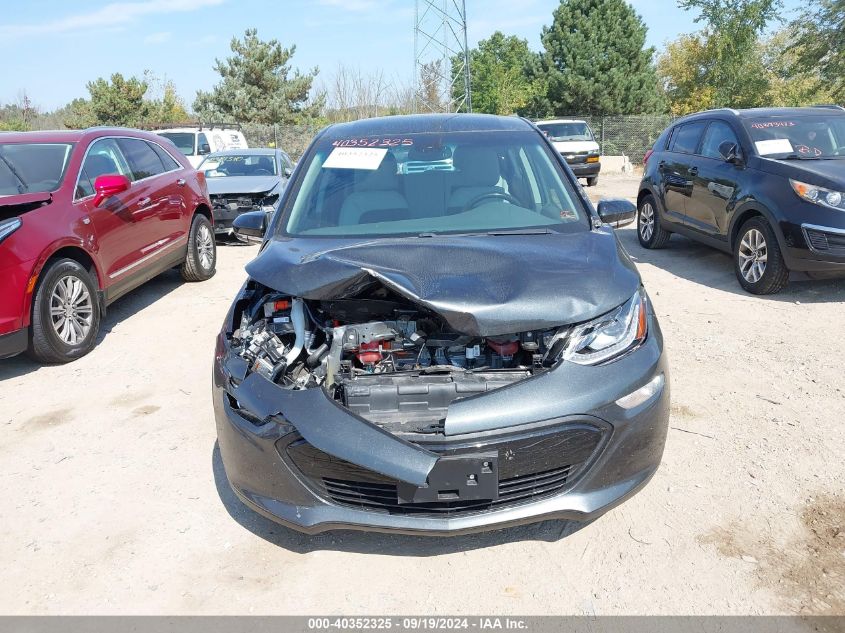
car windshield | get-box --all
[281,130,587,238]
[199,153,278,177]
[537,122,594,142]
[0,143,74,195]
[158,133,195,156]
[744,115,845,159]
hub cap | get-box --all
[639,203,655,241]
[738,228,767,283]
[197,223,214,270]
[49,275,93,345]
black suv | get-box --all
[637,106,845,294]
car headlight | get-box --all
[545,288,648,366]
[0,217,22,245]
[790,179,845,210]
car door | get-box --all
[685,120,743,239]
[659,121,708,225]
[75,138,157,285]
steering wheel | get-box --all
[832,146,845,156]
[252,169,272,176]
[462,191,522,212]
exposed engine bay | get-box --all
[230,282,562,432]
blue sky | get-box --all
[1,0,804,111]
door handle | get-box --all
[176,178,186,186]
[138,197,152,207]
[689,166,699,176]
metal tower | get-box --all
[413,0,471,113]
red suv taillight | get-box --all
[643,149,654,165]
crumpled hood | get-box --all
[207,176,280,196]
[245,229,640,336]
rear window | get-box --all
[670,122,707,154]
[116,138,166,181]
[0,143,74,195]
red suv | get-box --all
[0,128,217,363]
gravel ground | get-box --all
[1,174,843,615]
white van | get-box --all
[535,119,601,186]
[155,126,248,168]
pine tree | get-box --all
[539,0,664,115]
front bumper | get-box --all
[213,312,669,535]
[775,209,845,274]
[567,160,601,178]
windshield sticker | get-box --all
[755,139,794,155]
[332,138,414,148]
[750,121,797,129]
[323,147,388,170]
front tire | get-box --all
[637,195,671,248]
[181,214,216,282]
[734,217,789,294]
[28,258,101,364]
[586,176,598,187]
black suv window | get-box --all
[700,121,741,159]
[671,121,708,154]
[117,138,166,181]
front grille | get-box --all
[322,465,574,516]
[804,226,845,256]
[283,420,607,517]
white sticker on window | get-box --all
[755,139,793,155]
[323,147,387,170]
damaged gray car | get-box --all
[213,114,669,535]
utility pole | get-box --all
[413,0,471,114]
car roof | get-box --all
[155,127,243,133]
[534,119,588,125]
[324,113,534,136]
[0,127,174,145]
[677,106,845,124]
[207,148,278,156]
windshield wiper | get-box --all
[0,154,28,193]
[775,153,821,160]
[486,228,553,235]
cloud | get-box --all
[143,31,172,44]
[0,0,224,37]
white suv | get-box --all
[156,126,248,168]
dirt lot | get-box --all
[1,174,843,615]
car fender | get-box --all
[728,198,787,252]
[20,237,104,329]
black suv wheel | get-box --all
[637,194,671,248]
[734,217,789,294]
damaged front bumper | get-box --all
[212,309,669,536]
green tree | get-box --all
[193,29,321,124]
[763,27,833,106]
[678,0,781,108]
[458,32,544,115]
[791,0,845,102]
[539,0,664,115]
[656,33,718,115]
[85,73,151,126]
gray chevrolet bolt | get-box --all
[213,113,669,536]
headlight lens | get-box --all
[545,288,648,366]
[790,179,845,211]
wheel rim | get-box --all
[639,203,655,241]
[197,223,214,270]
[49,275,93,346]
[738,228,768,283]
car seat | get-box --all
[338,154,409,226]
[448,145,503,212]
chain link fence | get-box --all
[564,114,675,164]
[241,123,324,161]
[244,115,676,165]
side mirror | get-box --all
[284,167,293,177]
[198,143,211,155]
[233,210,267,243]
[597,198,636,228]
[92,174,130,207]
[718,141,741,164]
